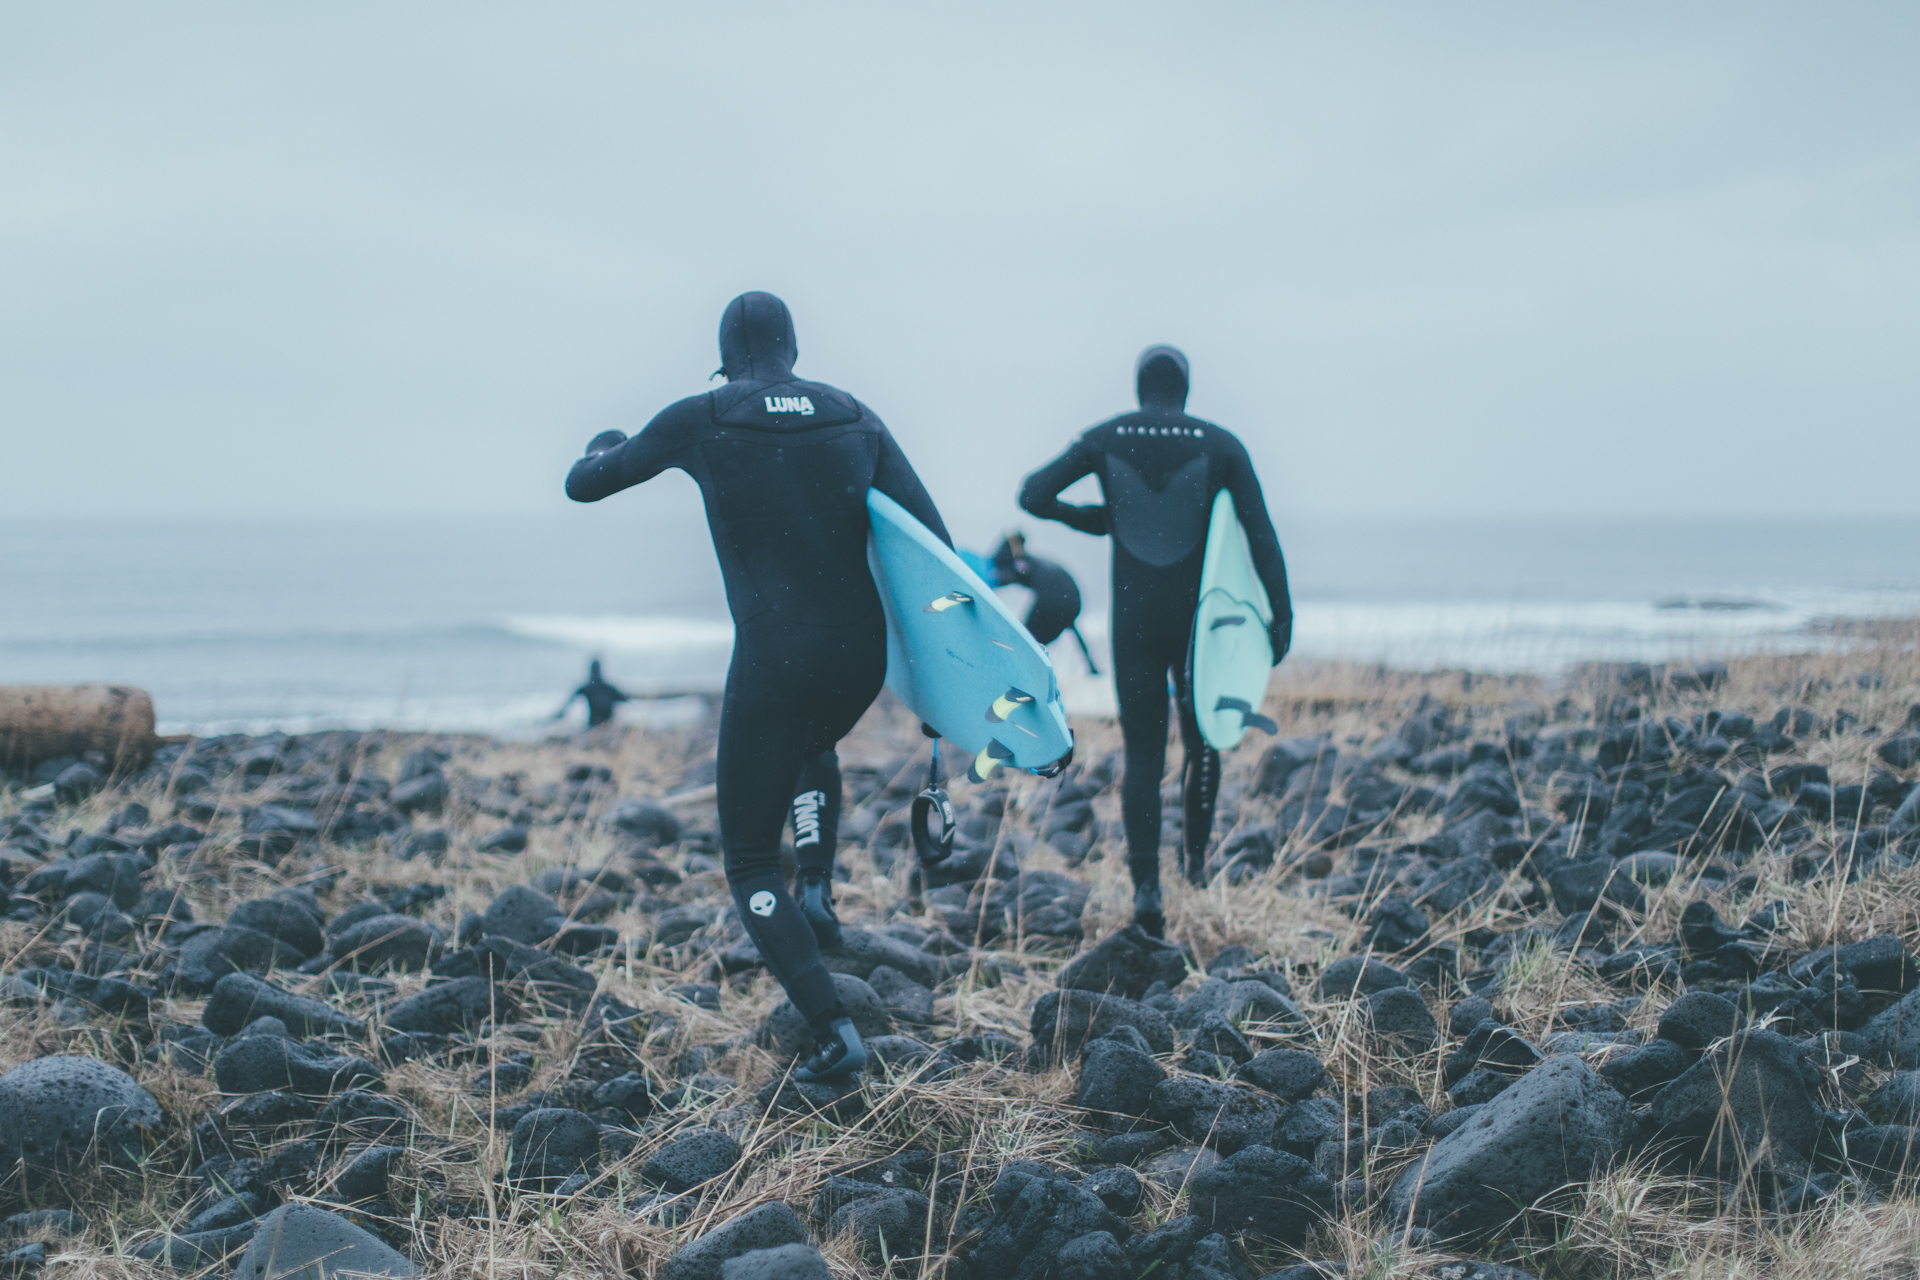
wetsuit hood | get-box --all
[1135,345,1190,411]
[720,292,798,381]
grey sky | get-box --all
[3,2,1916,543]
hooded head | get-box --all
[588,658,603,680]
[719,292,798,381]
[1135,345,1190,411]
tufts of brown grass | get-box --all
[5,629,1920,1279]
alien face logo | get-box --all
[748,890,777,917]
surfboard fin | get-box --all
[1214,696,1278,735]
[985,687,1036,723]
[967,739,1015,783]
[925,591,974,613]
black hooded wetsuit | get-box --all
[1019,346,1292,889]
[992,542,1083,649]
[565,292,950,1033]
[563,662,629,727]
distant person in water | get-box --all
[992,532,1099,675]
[555,659,630,727]
[563,291,952,1083]
[1020,345,1291,937]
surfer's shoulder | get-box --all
[1187,416,1242,451]
[636,394,712,443]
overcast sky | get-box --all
[3,2,1916,542]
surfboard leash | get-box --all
[911,731,956,868]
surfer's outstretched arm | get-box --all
[1018,435,1108,536]
[873,428,954,548]
[564,397,705,502]
[1221,438,1294,661]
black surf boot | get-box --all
[795,869,842,949]
[795,1016,866,1083]
[1132,881,1165,938]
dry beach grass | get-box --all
[5,622,1920,1280]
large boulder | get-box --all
[966,1167,1127,1280]
[643,1128,742,1194]
[1074,1030,1167,1129]
[1388,1055,1633,1241]
[1311,956,1410,1002]
[177,925,307,989]
[0,1056,163,1176]
[202,973,365,1039]
[1235,1048,1326,1101]
[1865,986,1920,1068]
[607,798,682,846]
[228,899,326,959]
[721,1245,829,1280]
[1058,926,1189,1000]
[214,1037,382,1098]
[1185,1144,1332,1244]
[506,1108,600,1192]
[1030,991,1174,1065]
[1147,1076,1285,1155]
[1364,986,1438,1050]
[325,915,443,972]
[383,977,515,1035]
[1170,978,1302,1030]
[1649,1029,1822,1178]
[659,1203,810,1280]
[1656,992,1739,1057]
[233,1203,414,1280]
[481,886,565,946]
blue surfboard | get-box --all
[866,490,1074,781]
[1190,490,1277,750]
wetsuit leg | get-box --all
[1174,666,1221,884]
[1113,633,1174,890]
[790,750,842,877]
[717,623,883,1030]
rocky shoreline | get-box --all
[4,648,1920,1280]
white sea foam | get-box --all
[159,692,710,738]
[500,614,736,652]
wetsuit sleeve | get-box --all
[564,396,706,502]
[873,427,954,548]
[1220,439,1294,663]
[1018,434,1108,536]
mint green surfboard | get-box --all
[1190,490,1277,750]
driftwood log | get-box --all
[0,685,158,773]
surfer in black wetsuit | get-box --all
[554,659,630,728]
[1019,345,1292,937]
[992,532,1098,674]
[565,291,953,1081]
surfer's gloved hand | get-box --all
[584,430,628,457]
[796,1015,866,1082]
[795,868,842,950]
[1269,615,1293,665]
[1057,503,1109,537]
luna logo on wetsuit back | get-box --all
[764,395,816,415]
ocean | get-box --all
[3,513,1917,736]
